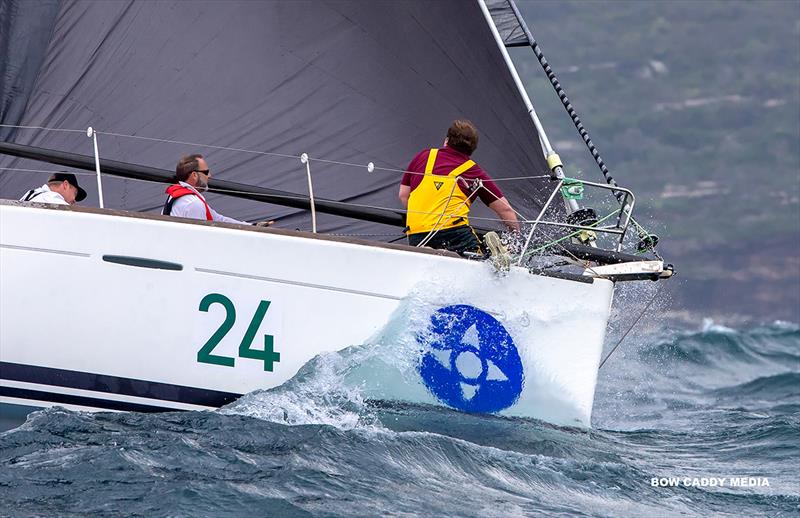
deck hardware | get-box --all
[87,126,104,208]
[300,152,316,233]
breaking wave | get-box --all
[1,321,798,516]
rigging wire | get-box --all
[598,282,664,370]
[521,32,624,201]
[0,124,554,183]
[0,166,534,226]
[0,166,95,176]
[0,123,637,251]
[0,162,630,258]
[96,130,299,161]
[0,124,86,134]
[519,26,662,254]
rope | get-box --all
[598,282,664,370]
[521,209,620,259]
[550,240,605,279]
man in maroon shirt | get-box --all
[399,120,519,255]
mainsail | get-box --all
[0,0,557,236]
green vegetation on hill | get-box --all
[512,0,799,320]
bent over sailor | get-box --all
[399,120,519,255]
[20,172,87,206]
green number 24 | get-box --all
[197,293,280,371]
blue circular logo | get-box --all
[416,305,524,413]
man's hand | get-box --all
[254,220,275,227]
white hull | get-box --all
[0,202,614,426]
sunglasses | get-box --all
[195,169,210,175]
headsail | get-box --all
[486,0,531,48]
[0,0,558,236]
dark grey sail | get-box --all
[0,0,556,237]
[486,0,531,47]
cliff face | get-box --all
[515,0,800,322]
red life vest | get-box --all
[165,184,213,221]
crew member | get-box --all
[398,120,519,255]
[20,172,87,205]
[163,154,271,226]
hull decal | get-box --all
[0,362,242,408]
[417,305,525,413]
[0,243,91,257]
[102,254,183,271]
[0,386,173,413]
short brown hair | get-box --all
[175,154,204,182]
[446,119,479,156]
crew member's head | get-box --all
[176,154,210,192]
[47,172,87,205]
[444,119,479,156]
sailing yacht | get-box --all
[0,0,670,427]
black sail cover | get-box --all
[0,0,557,237]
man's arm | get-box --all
[488,197,520,232]
[171,196,249,224]
[209,206,251,225]
[399,185,411,207]
[468,167,519,232]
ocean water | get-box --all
[1,318,798,517]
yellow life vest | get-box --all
[406,148,475,234]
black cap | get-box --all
[48,172,87,202]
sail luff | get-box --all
[477,0,554,159]
[479,0,580,215]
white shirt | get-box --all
[19,184,69,205]
[166,181,250,225]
